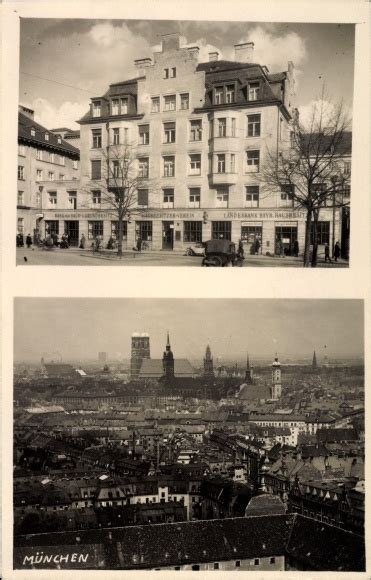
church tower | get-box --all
[163,331,174,379]
[245,352,254,384]
[312,350,317,369]
[270,354,282,400]
[130,332,150,379]
[203,344,214,378]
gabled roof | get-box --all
[18,112,79,158]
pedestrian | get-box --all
[324,243,332,263]
[334,241,340,262]
[16,233,24,247]
[26,233,32,249]
[293,240,299,257]
[79,233,86,249]
[137,235,142,252]
[255,238,261,255]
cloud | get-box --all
[181,36,223,62]
[30,98,88,130]
[298,99,352,129]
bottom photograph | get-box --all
[13,298,365,572]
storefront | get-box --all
[39,208,340,255]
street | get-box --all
[16,247,349,267]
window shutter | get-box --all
[91,160,101,180]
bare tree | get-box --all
[261,95,351,267]
[83,141,159,258]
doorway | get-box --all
[275,226,298,256]
[64,221,79,247]
[162,221,174,250]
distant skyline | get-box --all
[14,299,363,363]
[19,19,355,129]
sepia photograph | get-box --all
[16,19,354,267]
[13,298,365,571]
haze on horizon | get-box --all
[14,299,363,364]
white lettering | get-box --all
[23,556,34,565]
[53,555,60,564]
[79,554,89,563]
[59,554,69,564]
[43,555,53,563]
[71,553,77,563]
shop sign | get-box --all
[223,211,307,220]
[54,213,116,219]
[140,211,198,219]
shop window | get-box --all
[17,191,24,206]
[112,128,120,145]
[136,221,152,241]
[164,122,176,144]
[139,124,150,145]
[180,93,189,110]
[163,188,174,209]
[184,221,202,243]
[91,159,102,180]
[310,221,330,245]
[164,95,176,112]
[248,82,260,101]
[137,189,148,207]
[88,221,103,239]
[217,154,226,174]
[138,158,149,178]
[151,97,160,113]
[18,166,25,180]
[246,150,260,173]
[189,154,201,175]
[218,118,226,137]
[92,128,102,148]
[189,187,200,208]
[212,221,231,240]
[163,156,175,177]
[68,191,77,209]
[45,220,59,236]
[247,114,261,137]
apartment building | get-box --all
[17,106,80,242]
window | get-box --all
[137,189,148,207]
[245,185,259,207]
[45,220,59,236]
[36,191,41,206]
[92,129,102,148]
[120,98,128,114]
[164,95,176,111]
[184,221,202,243]
[216,190,229,208]
[17,217,24,234]
[45,133,49,141]
[88,221,103,239]
[311,221,330,245]
[92,101,101,117]
[254,559,260,566]
[189,187,201,208]
[18,144,25,156]
[209,120,214,139]
[180,93,189,110]
[191,565,200,571]
[59,173,65,181]
[163,188,174,208]
[36,169,43,181]
[218,118,226,137]
[164,122,176,143]
[136,221,152,241]
[138,157,149,178]
[190,120,202,141]
[18,166,25,180]
[111,99,119,115]
[17,191,24,205]
[68,191,77,209]
[37,150,43,161]
[31,127,36,137]
[212,221,231,240]
[171,67,176,78]
[112,128,120,145]
[228,80,239,100]
[163,68,169,79]
[344,161,351,175]
[123,128,129,144]
[112,160,120,178]
[247,114,261,137]
[73,160,78,169]
[48,191,57,206]
[248,82,260,101]
[246,150,260,172]
[230,154,236,173]
[343,183,351,197]
[231,118,236,137]
[48,171,55,181]
[139,124,150,145]
[215,87,224,105]
[235,561,241,568]
[163,156,175,177]
[280,184,294,206]
[217,154,226,173]
[91,159,101,180]
[189,154,201,175]
[111,221,128,240]
[213,563,220,570]
[151,97,160,113]
[270,557,276,565]
[92,190,101,207]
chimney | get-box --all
[234,41,254,63]
[134,58,152,77]
[161,33,181,52]
[187,46,200,59]
[208,51,219,62]
[19,104,34,120]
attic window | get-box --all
[45,133,49,141]
[57,136,62,144]
[31,127,36,137]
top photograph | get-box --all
[16,19,354,267]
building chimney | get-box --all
[208,51,219,62]
[19,104,34,120]
[134,58,152,77]
[187,46,200,59]
[234,41,254,63]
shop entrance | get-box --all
[241,224,262,255]
[275,226,298,256]
[162,221,174,250]
[64,221,79,246]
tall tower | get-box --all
[130,333,150,379]
[312,350,317,369]
[162,331,174,380]
[245,352,254,384]
[203,344,214,378]
[270,354,282,400]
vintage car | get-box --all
[185,242,206,256]
[201,239,243,267]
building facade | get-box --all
[17,106,80,242]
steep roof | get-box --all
[139,359,196,378]
[245,493,286,517]
[18,112,79,158]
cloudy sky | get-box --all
[14,299,363,363]
[19,19,355,130]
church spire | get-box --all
[245,351,254,383]
[312,350,317,369]
[204,344,214,378]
